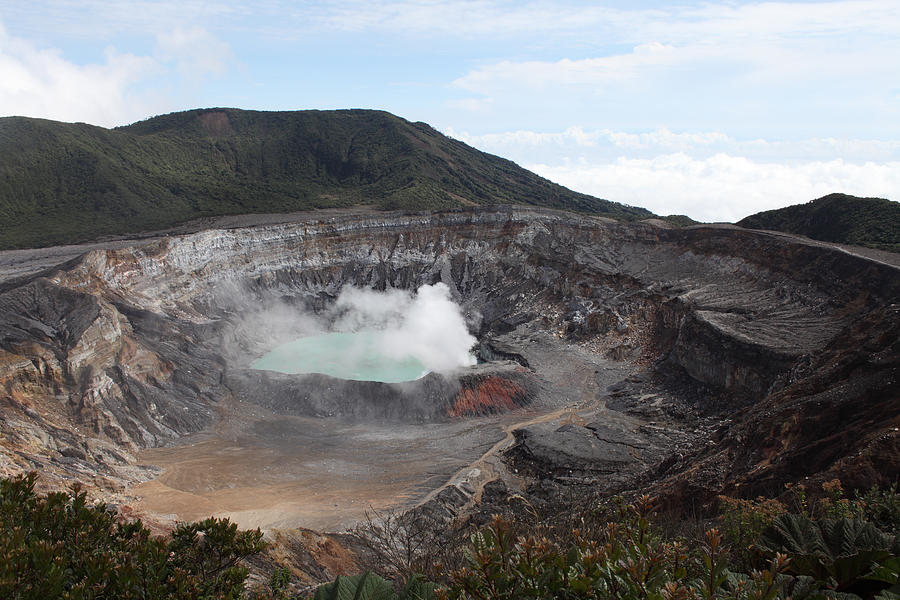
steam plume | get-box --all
[332,283,476,373]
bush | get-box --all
[439,496,695,599]
[322,484,900,600]
[719,495,787,570]
[757,514,900,597]
[0,472,265,599]
[8,471,898,600]
[854,485,900,535]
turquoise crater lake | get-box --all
[250,331,428,383]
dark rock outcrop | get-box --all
[225,362,536,422]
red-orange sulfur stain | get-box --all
[447,376,526,418]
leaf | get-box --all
[400,574,437,600]
[759,514,899,588]
[313,572,398,600]
[759,514,830,558]
[819,519,896,558]
[821,591,863,600]
[863,557,900,585]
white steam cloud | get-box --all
[332,283,477,373]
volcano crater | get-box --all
[0,206,897,531]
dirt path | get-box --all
[416,364,608,510]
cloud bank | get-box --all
[447,126,900,222]
[531,156,900,222]
[0,23,231,126]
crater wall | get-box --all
[0,207,896,503]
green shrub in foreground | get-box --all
[0,472,265,599]
[425,489,900,600]
[4,470,898,600]
[311,572,436,600]
[323,487,900,600]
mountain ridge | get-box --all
[737,193,899,253]
[0,107,651,250]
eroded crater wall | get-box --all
[1,207,896,498]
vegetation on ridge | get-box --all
[4,471,899,599]
[737,193,900,253]
[0,108,651,250]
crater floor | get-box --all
[134,407,504,531]
[133,330,642,532]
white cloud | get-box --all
[311,1,625,37]
[156,27,232,78]
[453,33,898,102]
[11,1,900,48]
[528,155,900,222]
[454,43,681,95]
[4,1,244,39]
[308,0,900,44]
[447,127,900,164]
[445,125,601,148]
[0,24,162,126]
[0,23,232,126]
[4,0,625,41]
[441,1,900,138]
[449,125,900,221]
[23,0,896,47]
[658,1,900,42]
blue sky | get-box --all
[1,0,898,221]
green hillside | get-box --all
[0,108,651,249]
[737,193,900,253]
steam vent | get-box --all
[0,206,898,535]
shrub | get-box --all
[440,496,694,600]
[757,513,900,597]
[0,472,265,599]
[854,486,900,536]
[310,571,436,600]
[719,496,788,570]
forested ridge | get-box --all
[0,108,650,249]
[738,193,900,253]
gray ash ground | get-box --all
[132,320,678,532]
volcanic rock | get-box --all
[0,206,896,520]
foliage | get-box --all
[350,506,474,585]
[435,498,810,600]
[166,516,268,598]
[318,483,900,600]
[271,567,295,597]
[737,193,900,253]
[0,472,265,599]
[245,567,295,600]
[757,514,899,595]
[0,109,651,249]
[310,572,436,600]
[662,214,700,227]
[312,572,398,600]
[6,469,899,600]
[853,486,900,535]
[718,495,788,570]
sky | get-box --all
[1,0,898,222]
